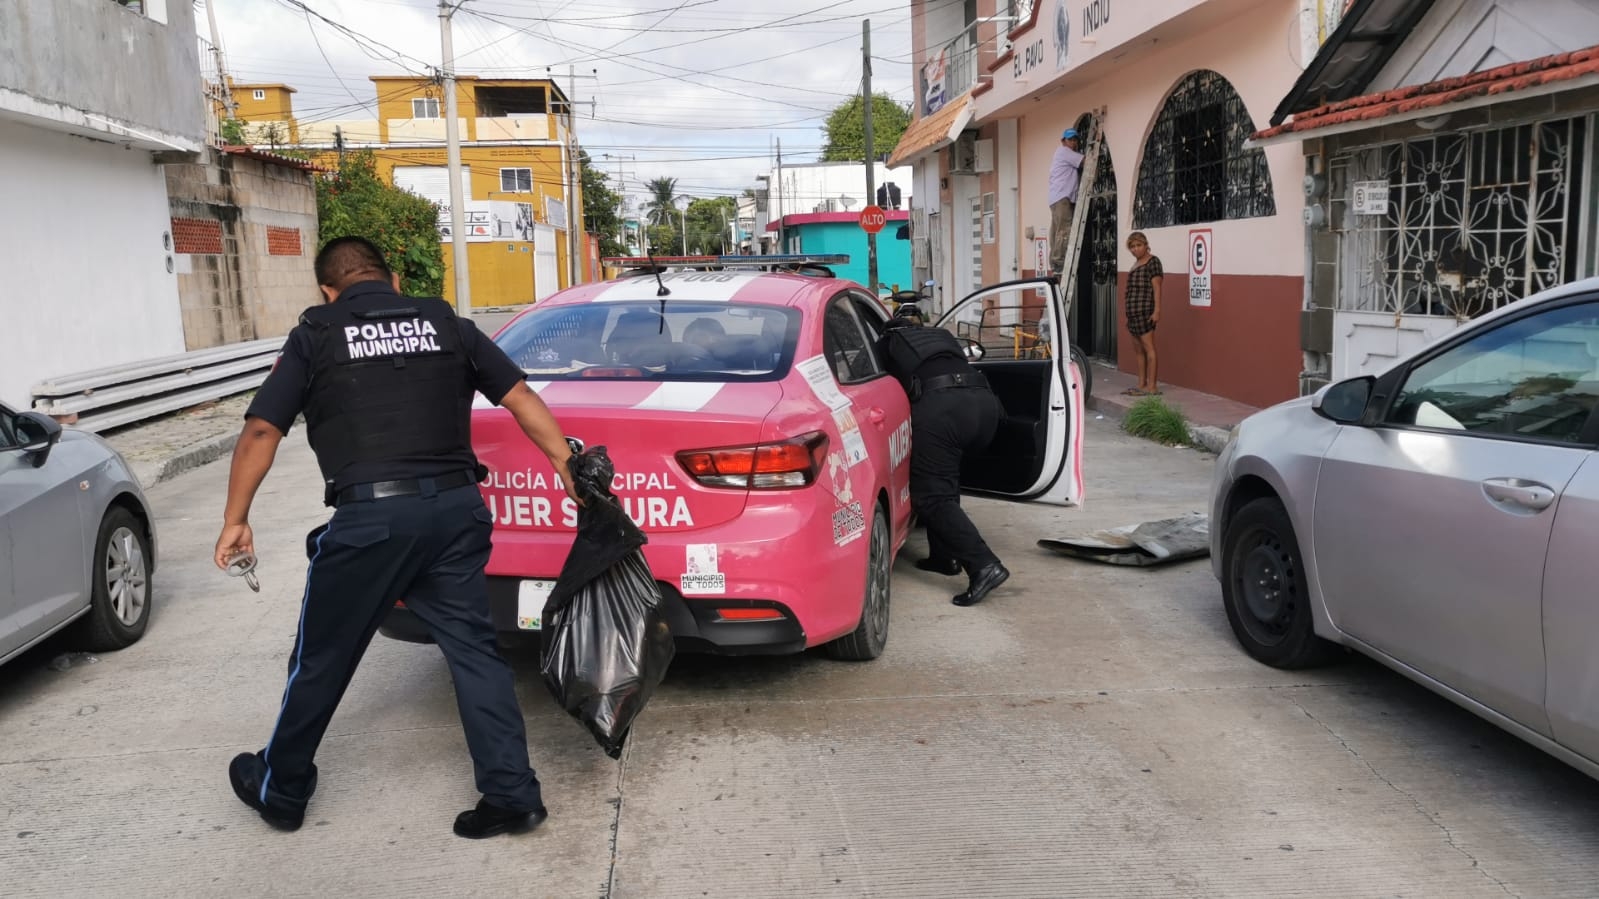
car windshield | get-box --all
[494,300,800,381]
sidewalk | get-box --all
[100,393,255,490]
[1083,359,1260,453]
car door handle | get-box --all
[867,407,886,426]
[1482,478,1556,511]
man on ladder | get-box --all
[1047,128,1086,282]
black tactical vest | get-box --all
[885,326,969,379]
[298,294,474,485]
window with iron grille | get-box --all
[1337,117,1589,320]
[412,97,440,119]
[500,168,533,193]
[1133,70,1275,228]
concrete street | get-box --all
[5,420,1599,898]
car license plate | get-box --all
[517,579,554,631]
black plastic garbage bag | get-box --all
[540,446,675,759]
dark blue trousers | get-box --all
[249,481,542,815]
[911,387,1002,572]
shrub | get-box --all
[314,151,445,297]
[1123,395,1190,445]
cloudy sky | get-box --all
[208,0,918,215]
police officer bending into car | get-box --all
[213,236,579,839]
[879,303,1010,606]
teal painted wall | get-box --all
[785,221,913,294]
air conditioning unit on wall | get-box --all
[949,131,995,175]
[949,131,978,174]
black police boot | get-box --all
[914,557,961,576]
[228,752,308,832]
[454,799,549,839]
[953,562,1010,607]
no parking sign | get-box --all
[1188,228,1213,307]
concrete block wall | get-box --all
[165,150,318,350]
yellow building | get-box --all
[224,76,586,307]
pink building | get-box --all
[891,0,1345,408]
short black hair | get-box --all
[314,236,392,290]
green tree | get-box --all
[314,150,445,296]
[643,177,683,254]
[578,149,628,258]
[822,93,912,162]
[685,196,739,255]
[220,118,247,145]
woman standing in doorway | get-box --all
[1123,231,1163,395]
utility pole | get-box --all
[438,0,471,316]
[552,67,598,284]
[202,0,236,142]
[566,66,581,286]
[862,18,879,297]
[774,138,784,251]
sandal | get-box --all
[1121,387,1142,396]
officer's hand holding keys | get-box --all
[214,521,259,592]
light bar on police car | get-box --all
[602,254,850,268]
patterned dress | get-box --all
[1125,255,1163,337]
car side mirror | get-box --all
[14,411,63,467]
[1312,376,1375,425]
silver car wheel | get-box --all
[105,526,149,627]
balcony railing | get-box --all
[919,24,978,116]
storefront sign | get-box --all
[1188,228,1212,307]
[1353,180,1390,215]
[1083,0,1111,37]
[1012,37,1048,79]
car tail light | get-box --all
[676,432,829,490]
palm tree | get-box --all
[645,177,679,227]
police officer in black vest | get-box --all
[213,237,578,839]
[879,303,1011,606]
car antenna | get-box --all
[644,247,671,333]
[646,248,670,297]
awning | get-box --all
[221,144,325,172]
[886,91,974,169]
[1250,45,1599,147]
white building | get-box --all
[760,160,914,250]
[0,0,207,407]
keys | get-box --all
[225,552,260,593]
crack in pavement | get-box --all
[1286,693,1520,898]
[601,738,631,899]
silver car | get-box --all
[0,402,158,664]
[1212,275,1599,782]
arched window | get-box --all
[1133,70,1276,229]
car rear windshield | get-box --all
[494,300,801,381]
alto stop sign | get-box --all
[859,205,887,234]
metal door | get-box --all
[1542,454,1599,763]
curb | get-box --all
[1088,395,1232,455]
[133,432,239,489]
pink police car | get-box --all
[379,256,1084,660]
